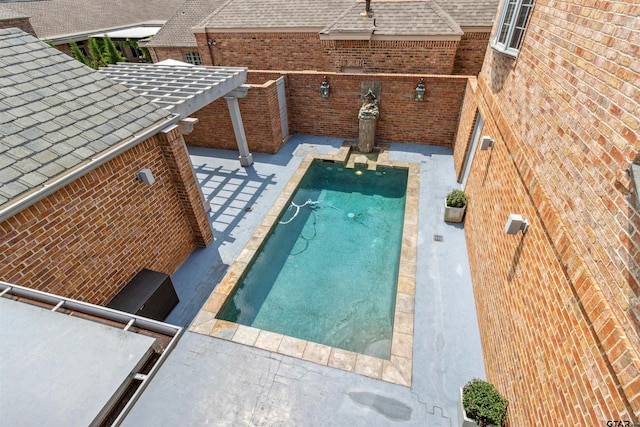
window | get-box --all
[183,51,202,65]
[491,0,534,57]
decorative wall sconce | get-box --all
[207,38,216,46]
[414,78,425,102]
[320,76,330,98]
[480,136,494,150]
[505,214,529,235]
[137,168,155,185]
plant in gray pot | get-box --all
[444,189,468,222]
[459,379,508,427]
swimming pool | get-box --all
[193,145,418,385]
[217,159,408,359]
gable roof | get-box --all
[145,0,227,48]
[1,0,181,42]
[149,0,496,47]
[0,28,175,219]
[321,1,463,38]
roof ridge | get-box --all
[320,2,365,34]
[426,0,463,35]
[194,0,236,28]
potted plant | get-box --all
[444,189,468,222]
[459,379,508,427]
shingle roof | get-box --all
[1,0,182,40]
[200,0,354,29]
[322,1,463,37]
[0,5,28,20]
[146,0,227,48]
[150,0,496,47]
[0,28,172,209]
[434,0,499,28]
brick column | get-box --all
[158,125,213,247]
[194,32,214,66]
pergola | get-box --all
[99,61,253,166]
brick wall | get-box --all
[185,78,285,154]
[188,70,468,150]
[321,39,459,75]
[191,31,486,75]
[457,0,640,423]
[197,32,329,70]
[0,132,212,305]
[149,46,201,64]
[0,18,36,37]
[452,32,491,75]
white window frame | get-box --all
[183,51,202,65]
[491,0,534,58]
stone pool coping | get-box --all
[188,142,419,387]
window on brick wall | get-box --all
[183,51,202,65]
[491,0,534,57]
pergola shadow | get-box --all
[194,163,277,245]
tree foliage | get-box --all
[68,39,91,67]
[87,37,104,68]
[101,35,126,65]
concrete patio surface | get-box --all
[123,135,485,426]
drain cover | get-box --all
[434,235,444,242]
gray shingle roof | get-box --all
[0,5,28,20]
[201,0,354,29]
[0,28,172,209]
[434,0,499,28]
[146,0,227,48]
[150,0,496,47]
[322,1,463,37]
[1,0,182,40]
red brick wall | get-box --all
[0,18,36,37]
[192,31,470,75]
[198,32,329,70]
[460,0,640,423]
[0,133,212,305]
[452,32,491,75]
[321,39,459,75]
[188,71,468,149]
[149,46,202,64]
[185,79,285,154]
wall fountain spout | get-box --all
[357,89,379,153]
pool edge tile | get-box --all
[302,342,332,366]
[327,348,357,372]
[255,330,284,352]
[232,325,261,346]
[354,354,383,380]
[278,336,307,358]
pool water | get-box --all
[217,160,408,359]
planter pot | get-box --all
[444,202,466,222]
[458,388,480,427]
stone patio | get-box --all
[123,135,485,426]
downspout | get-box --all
[0,113,181,223]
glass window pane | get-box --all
[509,28,524,49]
[497,0,518,45]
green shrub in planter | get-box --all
[462,379,508,427]
[446,189,468,208]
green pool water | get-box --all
[217,160,408,359]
